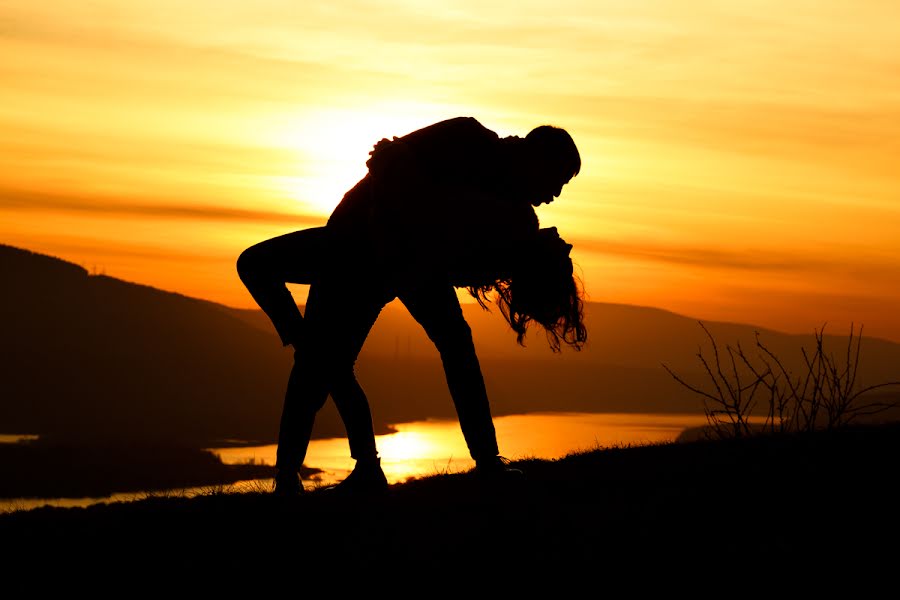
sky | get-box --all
[3,0,899,341]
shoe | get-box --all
[325,460,388,496]
[273,469,304,496]
[473,456,524,479]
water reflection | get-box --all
[0,480,272,514]
[213,412,710,489]
[1,412,709,511]
[0,434,38,444]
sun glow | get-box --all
[265,103,476,215]
[377,430,434,462]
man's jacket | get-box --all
[328,117,538,287]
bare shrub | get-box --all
[664,323,900,440]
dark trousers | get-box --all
[236,227,500,471]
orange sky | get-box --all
[3,1,899,341]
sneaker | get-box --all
[273,469,304,496]
[325,460,388,496]
[474,456,524,478]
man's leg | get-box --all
[398,283,500,463]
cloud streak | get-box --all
[1,189,324,226]
[573,237,900,281]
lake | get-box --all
[1,412,709,512]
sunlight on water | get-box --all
[0,481,273,514]
[1,413,709,511]
[212,412,710,490]
[0,434,38,443]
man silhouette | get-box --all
[237,117,580,495]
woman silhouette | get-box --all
[238,224,586,495]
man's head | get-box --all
[522,125,581,206]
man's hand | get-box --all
[370,137,398,154]
[365,136,408,173]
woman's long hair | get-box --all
[468,228,588,352]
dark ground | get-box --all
[2,422,898,592]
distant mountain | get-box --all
[0,245,300,446]
[3,244,899,447]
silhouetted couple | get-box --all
[237,117,586,495]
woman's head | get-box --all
[469,227,588,351]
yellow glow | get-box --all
[3,1,900,340]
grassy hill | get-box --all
[2,421,898,590]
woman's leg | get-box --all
[275,274,392,474]
[236,227,329,347]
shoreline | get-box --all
[0,441,320,501]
